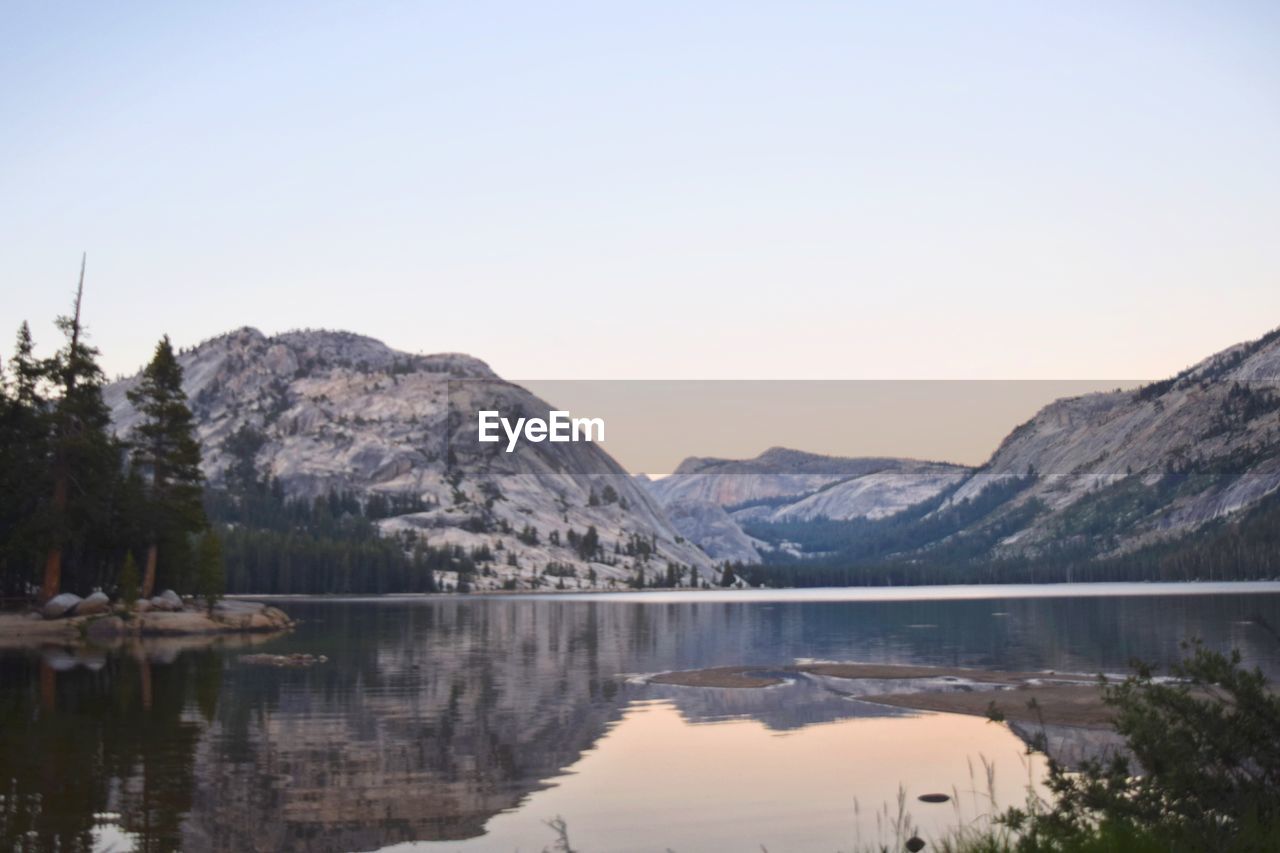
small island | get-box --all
[0,591,292,649]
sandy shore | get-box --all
[647,662,1112,727]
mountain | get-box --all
[729,328,1280,581]
[957,327,1280,562]
[643,448,971,563]
[104,328,713,591]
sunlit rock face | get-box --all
[659,498,769,564]
[104,328,713,589]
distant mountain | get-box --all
[648,328,1280,580]
[956,326,1280,564]
[104,328,713,590]
[643,449,971,563]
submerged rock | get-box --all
[76,591,111,616]
[42,593,82,619]
[239,653,328,667]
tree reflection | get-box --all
[0,646,220,852]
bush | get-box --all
[1002,641,1280,852]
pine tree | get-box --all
[720,563,737,588]
[128,335,206,597]
[0,323,52,595]
[195,531,224,613]
[41,258,119,601]
[10,321,44,406]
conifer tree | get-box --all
[195,531,224,613]
[0,323,51,595]
[41,258,118,601]
[128,335,206,597]
[719,563,737,588]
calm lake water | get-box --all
[3,583,1280,852]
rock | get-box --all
[239,653,327,667]
[42,593,82,619]
[134,599,153,612]
[150,590,184,612]
[211,600,294,631]
[659,499,766,564]
[76,591,111,616]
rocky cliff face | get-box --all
[959,327,1280,558]
[104,328,713,589]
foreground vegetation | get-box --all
[927,642,1279,853]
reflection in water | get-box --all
[1,588,1278,852]
[399,701,1047,853]
[0,648,221,852]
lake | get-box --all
[3,583,1280,852]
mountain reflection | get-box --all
[2,591,1278,852]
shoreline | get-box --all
[220,579,1280,603]
[0,600,294,649]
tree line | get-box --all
[1,263,219,604]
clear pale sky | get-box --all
[3,1,1279,381]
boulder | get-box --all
[76,591,111,616]
[42,593,82,620]
[150,590,184,612]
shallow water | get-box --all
[3,583,1279,852]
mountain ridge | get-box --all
[105,328,714,591]
[649,327,1280,574]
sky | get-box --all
[3,1,1280,383]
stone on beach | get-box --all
[42,593,82,619]
[149,590,184,612]
[76,591,112,616]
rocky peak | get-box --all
[105,328,714,590]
